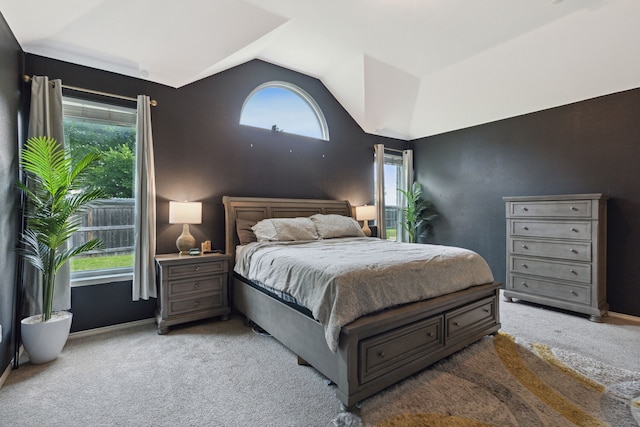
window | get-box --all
[63,97,137,283]
[240,81,329,140]
[377,152,404,241]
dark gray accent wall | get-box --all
[24,55,405,331]
[0,12,22,372]
[413,89,640,317]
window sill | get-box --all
[71,271,133,287]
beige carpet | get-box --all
[1,293,639,426]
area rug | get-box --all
[334,332,640,427]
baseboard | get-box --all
[69,318,156,340]
[608,311,640,323]
[0,360,12,390]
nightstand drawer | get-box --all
[510,274,591,305]
[168,276,224,299]
[508,200,592,218]
[510,220,591,240]
[168,294,224,316]
[167,259,227,278]
[511,256,591,283]
[510,238,591,262]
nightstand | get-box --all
[155,252,232,334]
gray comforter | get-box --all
[234,238,494,352]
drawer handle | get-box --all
[427,332,434,337]
[483,308,490,313]
[193,301,199,307]
[194,282,200,289]
[521,207,528,211]
[521,282,528,287]
[570,206,578,211]
[377,351,385,359]
[195,266,200,271]
[570,227,578,232]
[570,269,577,274]
[521,263,528,268]
[569,290,578,296]
[570,249,578,253]
[521,226,529,230]
[521,245,528,249]
[453,322,461,327]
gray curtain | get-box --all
[397,149,414,242]
[374,144,386,240]
[24,75,69,315]
[132,95,157,300]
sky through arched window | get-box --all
[240,82,329,140]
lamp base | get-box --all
[176,223,196,254]
[361,222,372,237]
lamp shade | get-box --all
[169,201,202,224]
[355,205,376,221]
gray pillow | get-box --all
[252,217,319,242]
[310,214,365,239]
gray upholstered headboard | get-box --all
[222,196,353,257]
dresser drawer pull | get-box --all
[427,332,434,337]
[570,249,578,253]
[570,206,578,211]
[377,351,385,359]
[193,301,199,307]
[195,266,200,271]
[193,283,200,289]
[483,308,490,313]
[521,226,529,230]
[453,322,461,327]
[521,282,528,287]
[569,290,578,296]
[521,207,528,211]
[570,269,577,274]
[521,263,528,268]
[521,244,528,249]
[570,228,578,232]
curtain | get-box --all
[374,144,386,240]
[23,76,69,315]
[132,95,157,300]
[397,149,414,242]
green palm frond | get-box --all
[18,136,105,322]
[398,182,439,243]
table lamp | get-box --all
[355,205,376,237]
[169,201,202,254]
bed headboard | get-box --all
[222,196,354,257]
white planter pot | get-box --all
[21,311,73,364]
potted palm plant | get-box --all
[18,135,105,364]
[398,182,439,243]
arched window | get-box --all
[240,81,329,141]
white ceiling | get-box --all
[2,0,640,140]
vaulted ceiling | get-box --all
[2,0,639,140]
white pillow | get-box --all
[252,217,319,242]
[310,214,365,239]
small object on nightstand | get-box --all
[201,240,211,253]
[188,248,200,256]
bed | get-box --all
[223,196,501,408]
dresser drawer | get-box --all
[446,297,496,340]
[508,200,592,218]
[359,316,443,384]
[168,276,224,299]
[510,238,591,262]
[510,220,591,240]
[168,293,224,316]
[510,274,591,305]
[167,259,228,278]
[511,256,591,284]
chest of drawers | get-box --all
[503,194,608,321]
[155,253,232,334]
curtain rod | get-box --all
[383,147,406,153]
[22,75,157,107]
